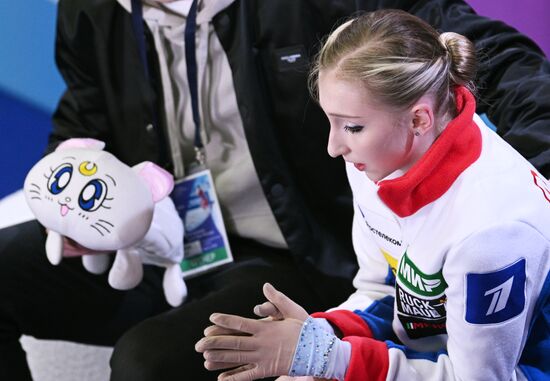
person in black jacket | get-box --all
[0,0,548,380]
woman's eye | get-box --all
[47,163,73,195]
[344,124,364,134]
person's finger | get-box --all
[203,349,257,364]
[63,237,93,256]
[196,335,257,352]
[253,301,282,319]
[218,364,259,381]
[204,360,244,371]
[262,283,308,320]
[204,325,250,337]
[209,313,259,334]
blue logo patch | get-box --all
[465,259,526,324]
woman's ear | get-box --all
[410,99,435,137]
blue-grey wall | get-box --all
[0,1,64,111]
[0,1,64,198]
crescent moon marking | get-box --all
[79,161,97,176]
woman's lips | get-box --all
[354,163,366,171]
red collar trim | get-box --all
[377,86,481,217]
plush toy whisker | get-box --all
[93,222,112,234]
[90,225,106,236]
[29,190,41,195]
[105,175,117,186]
[30,183,41,190]
[98,219,114,227]
[30,197,42,200]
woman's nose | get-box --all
[327,130,348,158]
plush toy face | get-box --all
[24,139,171,251]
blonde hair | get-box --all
[310,10,477,120]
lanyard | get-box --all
[130,0,205,167]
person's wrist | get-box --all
[289,317,351,380]
[324,338,351,380]
[312,317,335,334]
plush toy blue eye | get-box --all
[79,179,108,212]
[47,163,73,195]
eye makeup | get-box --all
[344,124,364,134]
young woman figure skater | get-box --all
[196,10,550,381]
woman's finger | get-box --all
[204,324,249,337]
[209,313,259,334]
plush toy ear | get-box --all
[56,138,106,151]
[133,162,174,202]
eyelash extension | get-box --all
[344,125,364,134]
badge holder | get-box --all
[171,160,233,278]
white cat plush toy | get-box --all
[23,138,187,307]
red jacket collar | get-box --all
[377,86,481,217]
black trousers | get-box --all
[0,220,352,380]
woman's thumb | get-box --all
[262,283,308,320]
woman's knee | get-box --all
[0,221,46,287]
[110,322,158,381]
[110,311,212,381]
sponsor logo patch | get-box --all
[397,314,447,339]
[397,285,446,319]
[363,217,402,247]
[357,206,403,248]
[465,259,526,324]
[397,253,447,297]
[396,283,447,338]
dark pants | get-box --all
[0,220,352,380]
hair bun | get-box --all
[439,32,477,88]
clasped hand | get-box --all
[195,283,313,381]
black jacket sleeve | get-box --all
[48,0,112,154]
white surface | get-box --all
[1,190,113,381]
[0,190,35,229]
[20,336,113,381]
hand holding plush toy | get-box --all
[23,138,187,307]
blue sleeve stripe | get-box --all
[385,340,448,362]
[354,295,397,341]
[479,113,497,132]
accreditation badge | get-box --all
[171,169,233,277]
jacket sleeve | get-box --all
[337,201,396,311]
[341,221,549,381]
[311,200,397,340]
[48,0,112,154]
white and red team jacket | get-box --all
[314,88,550,381]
